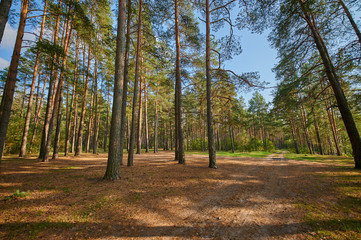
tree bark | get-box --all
[30,69,48,147]
[0,0,12,44]
[104,0,127,180]
[144,74,149,152]
[0,0,29,161]
[51,13,74,160]
[65,36,79,156]
[75,36,93,156]
[136,59,143,154]
[174,0,185,164]
[92,59,98,154]
[338,0,361,47]
[299,1,361,168]
[118,0,132,165]
[313,111,324,155]
[39,0,62,160]
[154,90,158,153]
[127,0,143,166]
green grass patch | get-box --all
[284,153,354,166]
[4,189,31,200]
[186,150,273,158]
[296,156,361,239]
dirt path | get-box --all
[0,152,331,239]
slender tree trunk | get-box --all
[20,77,26,118]
[65,36,79,156]
[231,126,235,153]
[338,0,361,47]
[144,75,149,152]
[205,1,216,167]
[299,1,361,168]
[51,16,74,160]
[104,0,126,180]
[174,0,185,164]
[30,70,48,147]
[290,114,300,154]
[39,0,62,160]
[75,34,93,156]
[103,88,110,152]
[136,60,143,154]
[118,0,132,164]
[313,111,324,155]
[154,90,158,153]
[0,0,29,161]
[93,59,98,154]
[300,105,313,154]
[0,0,12,44]
[127,0,143,166]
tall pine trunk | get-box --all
[136,60,143,154]
[0,0,29,161]
[127,0,143,166]
[118,0,132,164]
[104,0,126,180]
[0,0,12,43]
[299,1,361,168]
[205,1,216,167]
[144,74,149,152]
[39,0,62,160]
[174,0,185,164]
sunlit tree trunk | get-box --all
[144,75,149,152]
[136,59,143,154]
[0,0,29,161]
[127,0,143,166]
[298,0,361,168]
[104,0,126,180]
[39,0,62,160]
[118,0,132,165]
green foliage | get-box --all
[4,189,31,200]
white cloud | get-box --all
[0,57,10,70]
[0,23,17,49]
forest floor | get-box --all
[0,151,360,240]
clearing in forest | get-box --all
[0,152,360,239]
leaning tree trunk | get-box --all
[103,0,126,180]
[174,0,185,164]
[338,0,361,47]
[299,1,361,168]
[0,0,29,161]
[0,0,12,44]
[127,0,143,167]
